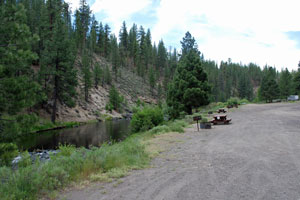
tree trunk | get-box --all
[51,61,59,123]
[186,106,192,115]
[51,77,58,123]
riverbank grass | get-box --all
[0,118,189,200]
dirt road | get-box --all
[60,103,300,200]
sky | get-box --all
[65,0,300,71]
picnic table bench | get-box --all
[210,114,231,125]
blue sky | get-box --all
[66,0,300,71]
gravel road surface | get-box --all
[59,103,300,200]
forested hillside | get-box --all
[1,0,300,142]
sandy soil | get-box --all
[58,102,300,200]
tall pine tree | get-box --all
[40,0,77,122]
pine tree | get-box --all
[104,65,112,85]
[97,22,105,56]
[156,40,167,71]
[294,63,300,95]
[149,67,155,95]
[167,32,210,118]
[119,21,128,67]
[75,0,91,50]
[40,0,77,122]
[119,21,129,52]
[110,34,120,78]
[89,15,98,53]
[0,1,41,117]
[94,62,102,88]
[104,24,111,58]
[128,24,139,66]
[145,29,152,67]
[180,31,199,58]
[81,50,92,101]
[238,70,253,100]
[279,68,292,99]
[157,83,162,100]
[137,25,147,77]
[259,67,280,102]
[107,85,123,111]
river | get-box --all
[17,119,131,151]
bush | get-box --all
[226,97,239,106]
[238,98,249,104]
[200,117,208,123]
[0,143,18,166]
[131,106,164,133]
[148,125,171,135]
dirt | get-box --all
[58,102,300,200]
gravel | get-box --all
[59,102,300,200]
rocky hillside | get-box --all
[39,54,158,122]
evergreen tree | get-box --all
[294,63,300,95]
[145,29,152,66]
[180,31,199,58]
[107,85,123,111]
[119,21,129,52]
[97,22,105,55]
[128,24,139,67]
[40,0,77,122]
[94,62,102,88]
[259,67,280,102]
[279,68,292,99]
[89,15,98,53]
[149,67,155,95]
[138,25,147,77]
[0,1,42,140]
[104,65,112,85]
[167,32,210,118]
[238,70,253,100]
[104,24,111,58]
[74,0,91,50]
[81,50,92,101]
[157,83,162,100]
[110,34,120,78]
[156,40,167,71]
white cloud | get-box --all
[65,0,80,12]
[90,0,151,31]
[152,0,300,70]
[67,0,300,70]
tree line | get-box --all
[1,0,300,142]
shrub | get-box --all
[131,106,164,133]
[168,120,188,133]
[239,98,249,104]
[200,117,208,123]
[227,97,239,106]
[148,125,171,135]
[0,143,18,166]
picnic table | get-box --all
[210,114,231,125]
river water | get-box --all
[17,119,131,151]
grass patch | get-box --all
[89,173,112,183]
[0,136,149,200]
[148,120,188,135]
[0,115,191,199]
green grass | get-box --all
[148,120,188,135]
[0,135,150,200]
[0,113,191,199]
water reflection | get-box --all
[18,119,131,151]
